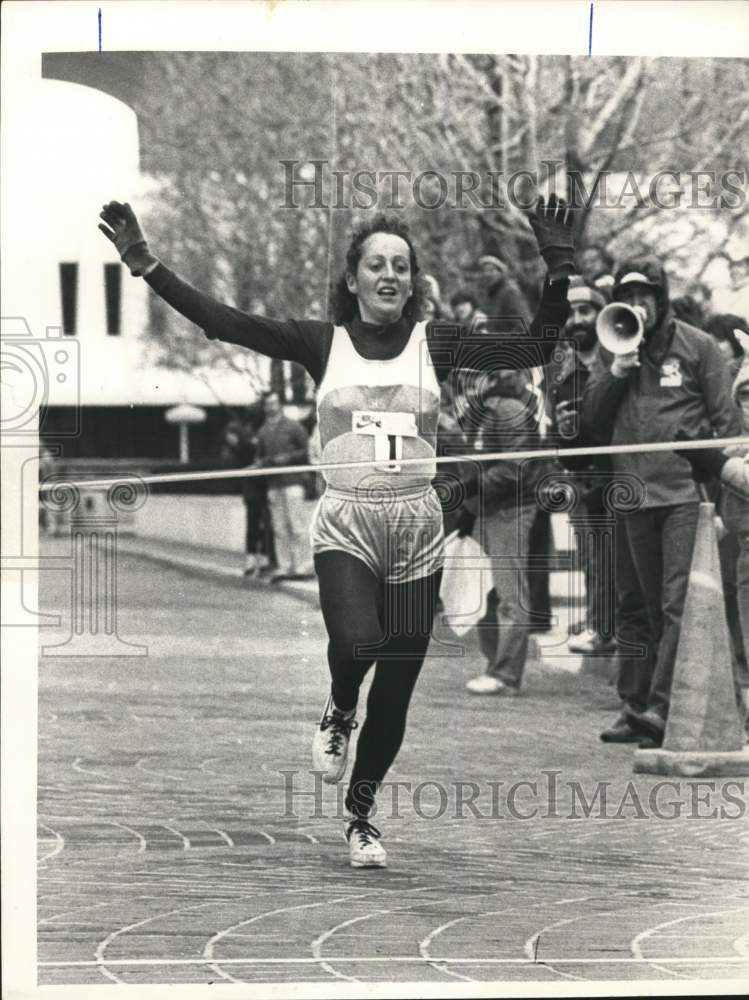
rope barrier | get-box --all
[38,436,748,492]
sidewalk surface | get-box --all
[121,534,320,602]
[34,539,749,989]
[120,533,594,675]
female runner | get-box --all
[98,197,574,867]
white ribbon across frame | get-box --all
[37,437,749,493]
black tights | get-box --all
[314,550,442,819]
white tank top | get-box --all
[316,321,441,494]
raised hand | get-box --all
[526,194,575,281]
[610,350,641,379]
[98,201,153,276]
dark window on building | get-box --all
[104,263,122,335]
[59,262,79,336]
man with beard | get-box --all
[583,257,740,746]
[548,276,617,655]
[550,277,655,742]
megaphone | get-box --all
[596,303,646,355]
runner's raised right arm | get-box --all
[98,200,326,377]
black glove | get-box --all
[526,194,575,279]
[455,507,476,538]
[674,431,728,483]
[98,201,155,276]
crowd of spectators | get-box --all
[216,246,748,744]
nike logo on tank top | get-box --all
[316,321,441,495]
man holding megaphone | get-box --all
[548,276,655,743]
[582,255,741,746]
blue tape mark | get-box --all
[98,8,102,51]
[588,2,594,56]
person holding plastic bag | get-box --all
[454,368,549,696]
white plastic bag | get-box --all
[439,530,494,636]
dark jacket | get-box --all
[547,345,613,508]
[255,414,309,489]
[465,377,547,513]
[476,274,532,333]
[582,257,740,508]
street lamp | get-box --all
[164,403,206,464]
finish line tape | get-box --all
[39,436,748,493]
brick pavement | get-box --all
[35,541,749,990]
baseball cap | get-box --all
[567,275,607,310]
[477,255,506,272]
[612,256,666,296]
[615,271,659,288]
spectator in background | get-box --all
[706,313,748,374]
[699,314,749,716]
[422,295,442,320]
[548,276,617,655]
[474,254,554,633]
[255,391,314,582]
[714,257,749,321]
[221,417,275,578]
[475,254,531,329]
[456,368,545,697]
[548,276,654,741]
[671,295,706,329]
[422,274,450,321]
[475,259,555,631]
[583,255,740,746]
[684,278,713,324]
[675,325,749,736]
[578,244,615,299]
[449,289,484,329]
[434,380,468,539]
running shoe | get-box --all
[344,814,387,868]
[465,675,519,696]
[311,695,358,784]
[568,629,617,654]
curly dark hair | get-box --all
[329,214,427,324]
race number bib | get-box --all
[352,410,418,464]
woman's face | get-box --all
[346,232,413,325]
